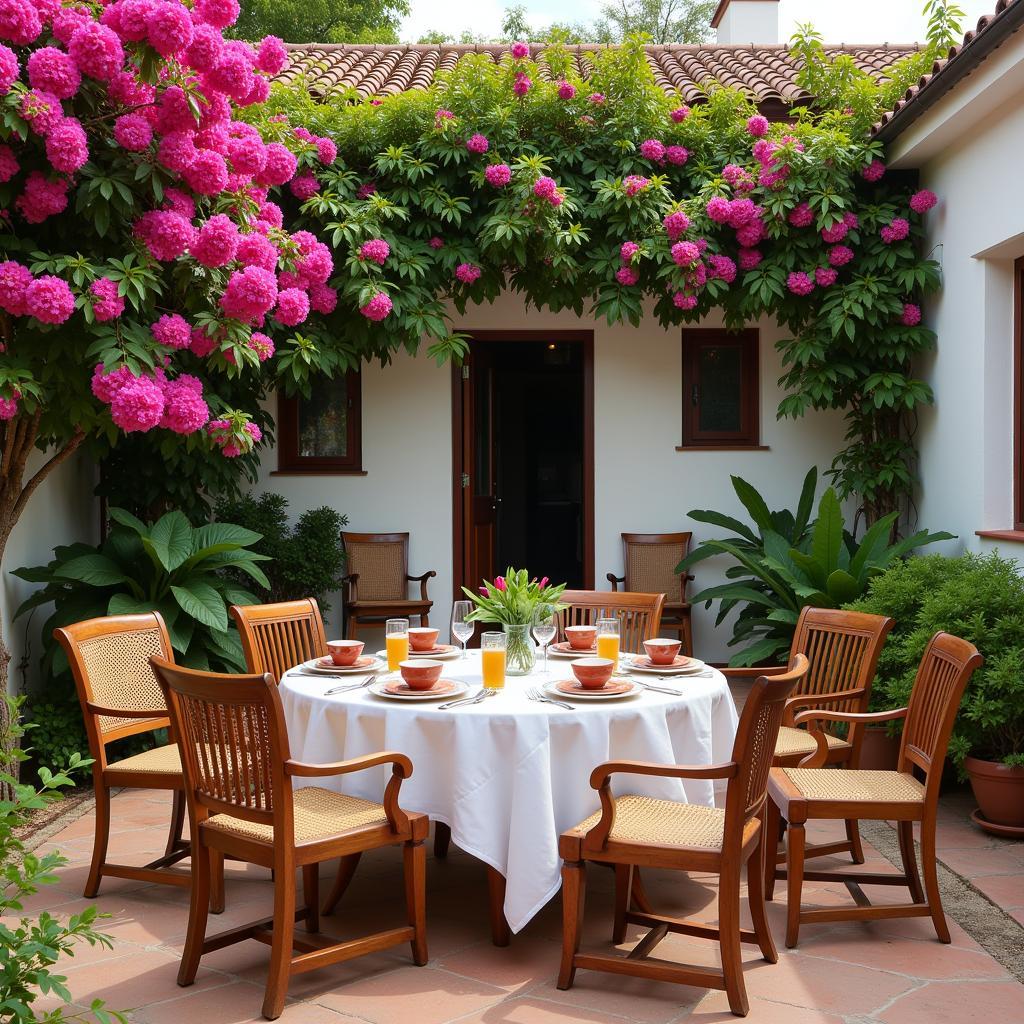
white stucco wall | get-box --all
[254,293,847,663]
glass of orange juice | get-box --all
[481,631,506,690]
[386,618,409,673]
[596,617,620,671]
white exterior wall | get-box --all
[254,294,847,662]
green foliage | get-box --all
[230,0,409,44]
[463,567,566,626]
[12,508,270,682]
[679,468,953,665]
[596,0,716,44]
[0,695,126,1024]
[213,493,347,613]
[847,552,1024,769]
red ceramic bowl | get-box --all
[327,639,365,666]
[571,657,615,690]
[643,638,682,666]
[399,659,444,690]
[565,625,597,651]
[408,627,440,652]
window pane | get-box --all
[698,345,742,433]
[298,377,349,458]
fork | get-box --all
[528,686,574,710]
[323,674,376,696]
[438,688,490,710]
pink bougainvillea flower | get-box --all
[152,312,192,349]
[910,189,938,214]
[615,266,639,286]
[901,302,922,326]
[26,274,74,324]
[788,202,814,228]
[670,106,690,122]
[705,196,732,224]
[360,291,392,321]
[746,114,769,137]
[663,211,690,239]
[513,73,531,96]
[880,217,910,244]
[455,262,482,284]
[672,291,697,310]
[0,261,32,316]
[90,277,124,321]
[484,163,512,187]
[274,287,310,326]
[588,92,605,104]
[466,133,489,154]
[671,241,701,267]
[510,41,528,59]
[622,175,648,196]
[861,158,885,182]
[359,238,390,265]
[639,138,665,162]
[815,267,838,287]
[557,80,576,99]
[829,244,854,267]
[665,145,688,165]
[786,271,815,296]
[110,375,164,433]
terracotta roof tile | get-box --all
[278,42,919,110]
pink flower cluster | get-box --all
[557,80,576,100]
[861,159,886,182]
[91,363,210,436]
[513,72,531,97]
[901,302,922,326]
[881,217,910,244]
[456,262,482,285]
[485,163,512,187]
[0,261,76,324]
[910,189,937,214]
[821,212,858,244]
[533,176,562,206]
[90,277,124,321]
[622,175,649,197]
[663,210,690,240]
[670,106,689,122]
[359,239,390,265]
[466,133,489,154]
[360,291,392,321]
[207,417,261,457]
[787,271,815,296]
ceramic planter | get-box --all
[964,755,1024,837]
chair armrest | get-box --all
[794,707,908,768]
[85,702,168,720]
[407,570,436,601]
[783,687,867,725]
[285,752,414,833]
[606,572,624,591]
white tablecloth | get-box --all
[279,651,738,932]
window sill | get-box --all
[976,529,1024,543]
[675,445,770,452]
[272,468,368,477]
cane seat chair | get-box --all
[53,613,190,899]
[557,590,665,655]
[341,532,436,639]
[765,631,983,949]
[230,598,328,682]
[151,658,429,1021]
[607,533,694,654]
[558,655,809,1018]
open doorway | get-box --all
[452,331,594,599]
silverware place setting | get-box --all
[322,674,377,696]
[438,687,495,710]
[527,686,574,710]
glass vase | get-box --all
[502,623,536,675]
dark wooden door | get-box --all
[460,346,499,589]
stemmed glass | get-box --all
[451,600,474,659]
[532,604,557,676]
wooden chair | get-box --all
[230,598,328,681]
[53,613,191,900]
[607,533,694,654]
[765,631,983,949]
[558,590,666,654]
[150,658,429,1021]
[341,532,436,639]
[557,655,808,1017]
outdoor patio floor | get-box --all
[26,786,1024,1024]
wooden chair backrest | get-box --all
[341,532,410,602]
[230,598,327,682]
[54,613,175,753]
[898,632,983,791]
[621,533,691,603]
[559,590,665,652]
[724,655,809,841]
[151,658,291,833]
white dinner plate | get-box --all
[548,646,597,659]
[375,648,462,662]
[300,657,384,675]
[369,678,470,701]
[625,656,707,676]
[544,679,641,701]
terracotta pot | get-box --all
[858,725,901,771]
[964,756,1024,830]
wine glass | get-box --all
[451,600,474,659]
[532,604,557,675]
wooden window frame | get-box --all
[274,370,364,475]
[1014,256,1024,532]
[679,328,761,449]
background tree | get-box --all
[232,0,410,44]
[596,0,716,44]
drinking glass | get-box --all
[596,617,620,671]
[385,618,409,673]
[451,600,474,659]
[532,604,557,675]
[480,631,507,690]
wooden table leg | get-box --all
[486,866,511,946]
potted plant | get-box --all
[848,552,1024,835]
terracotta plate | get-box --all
[550,641,597,657]
[547,679,639,700]
[627,655,707,675]
[375,647,461,662]
[304,656,381,675]
[369,678,469,701]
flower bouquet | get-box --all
[463,568,566,674]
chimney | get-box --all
[711,0,780,45]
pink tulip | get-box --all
[479,586,488,595]
[538,576,549,589]
[494,576,506,591]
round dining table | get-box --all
[278,650,738,936]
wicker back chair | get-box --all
[340,532,436,638]
[607,533,693,654]
[767,631,983,948]
[230,598,327,682]
[558,655,809,1016]
[53,613,189,898]
[558,590,665,653]
[151,658,429,1020]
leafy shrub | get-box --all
[847,552,1024,769]
[679,468,952,665]
[13,508,270,684]
[1,695,125,1023]
[214,493,347,613]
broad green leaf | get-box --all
[149,510,192,572]
[848,512,900,580]
[788,548,827,590]
[793,467,818,538]
[107,593,156,616]
[171,581,228,631]
[729,636,790,668]
[686,509,758,543]
[810,488,844,573]
[53,554,130,588]
[191,522,262,554]
[824,569,862,605]
[107,507,148,536]
[730,475,774,534]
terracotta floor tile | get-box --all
[968,873,1024,909]
[438,937,564,992]
[936,845,1024,878]
[877,979,1024,1024]
[447,994,639,1023]
[691,990,846,1022]
[131,980,269,1024]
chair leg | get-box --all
[85,783,111,898]
[764,798,781,902]
[612,864,633,943]
[682,612,693,658]
[404,839,428,965]
[165,789,186,857]
[420,612,429,628]
[785,823,806,949]
[920,818,950,943]
[178,841,211,987]
[209,849,225,914]
[898,820,925,904]
[262,860,296,1021]
[486,866,510,947]
[718,858,749,1017]
[747,827,778,964]
[322,852,361,916]
[845,818,866,865]
[302,864,320,933]
[557,860,586,990]
[347,616,358,640]
[434,822,451,859]
[630,869,654,914]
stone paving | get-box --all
[26,785,1024,1024]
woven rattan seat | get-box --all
[572,795,725,849]
[783,768,925,804]
[205,788,389,845]
[107,744,182,775]
[774,726,851,758]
